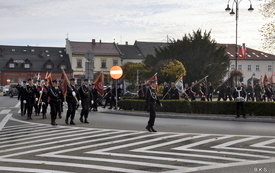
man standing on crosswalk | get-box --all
[65,78,79,125]
[78,79,93,123]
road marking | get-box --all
[0,109,11,114]
[0,166,72,173]
[0,113,12,131]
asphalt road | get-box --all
[0,95,275,173]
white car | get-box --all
[3,85,10,96]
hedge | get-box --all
[118,99,275,116]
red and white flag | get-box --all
[238,43,247,60]
[94,72,104,96]
[146,73,158,92]
[59,71,68,95]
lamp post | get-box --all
[225,0,254,85]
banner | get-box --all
[238,43,246,60]
[94,72,104,96]
[146,73,158,92]
[175,75,184,93]
[263,74,269,86]
[59,71,68,95]
[46,72,53,86]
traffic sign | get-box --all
[110,66,123,79]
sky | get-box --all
[0,0,269,51]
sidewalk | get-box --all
[100,108,275,123]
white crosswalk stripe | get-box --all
[0,117,275,173]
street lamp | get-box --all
[225,0,254,85]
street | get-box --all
[0,96,275,173]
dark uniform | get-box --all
[18,81,27,116]
[47,80,63,125]
[65,79,79,125]
[163,83,170,100]
[78,79,93,123]
[41,83,50,119]
[25,79,36,120]
[217,82,226,101]
[233,83,246,118]
[246,83,254,101]
[34,81,42,116]
[206,82,214,101]
[91,84,98,111]
[145,80,161,132]
[169,86,180,99]
[103,84,111,108]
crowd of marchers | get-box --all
[16,78,122,126]
[137,81,275,102]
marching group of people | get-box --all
[17,78,100,126]
[151,81,275,102]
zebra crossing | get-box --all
[0,115,275,173]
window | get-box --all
[238,65,242,71]
[113,60,118,66]
[76,59,82,68]
[248,65,251,71]
[256,65,260,71]
[24,64,30,68]
[46,64,52,69]
[230,65,235,70]
[9,63,15,68]
[268,65,272,71]
[101,60,106,68]
[60,65,66,69]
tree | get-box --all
[121,62,152,84]
[259,0,275,54]
[154,59,186,83]
[144,29,230,85]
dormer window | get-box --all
[46,64,53,69]
[60,65,66,69]
[9,63,15,68]
[24,64,30,68]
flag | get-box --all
[118,77,126,94]
[146,73,158,92]
[46,72,53,86]
[59,71,68,95]
[175,75,184,93]
[238,43,246,60]
[263,74,269,86]
[94,72,104,96]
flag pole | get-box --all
[161,74,183,100]
[62,69,78,102]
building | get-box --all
[117,42,145,64]
[220,43,275,84]
[0,45,72,86]
[65,39,122,84]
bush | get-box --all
[118,99,275,116]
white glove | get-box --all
[79,100,82,105]
[35,98,38,101]
[23,100,27,104]
[91,100,94,104]
[39,91,42,94]
[42,102,45,105]
[160,103,163,107]
[72,91,76,96]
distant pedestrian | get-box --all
[233,82,246,118]
[65,78,79,125]
[206,82,213,101]
[25,78,36,120]
[78,79,93,123]
[145,80,162,132]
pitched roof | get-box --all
[134,41,168,57]
[67,40,121,56]
[0,45,72,72]
[117,44,145,60]
[217,44,275,61]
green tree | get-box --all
[121,62,152,84]
[144,29,230,84]
[259,0,275,54]
[154,59,186,83]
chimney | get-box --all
[100,39,102,43]
[92,39,96,44]
[125,41,128,45]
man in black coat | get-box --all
[145,80,162,132]
[78,79,93,123]
[47,80,63,125]
[91,83,98,111]
[232,82,247,118]
[169,82,180,99]
[25,78,36,120]
[65,78,79,125]
[18,81,27,116]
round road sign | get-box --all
[110,66,123,79]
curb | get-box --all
[100,109,275,123]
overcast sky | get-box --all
[0,0,268,50]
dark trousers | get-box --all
[236,102,245,117]
[34,102,41,115]
[26,100,34,118]
[81,99,90,119]
[148,102,156,127]
[66,101,77,120]
[20,99,27,115]
[50,101,60,123]
[42,102,49,115]
[207,93,212,101]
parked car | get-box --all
[8,83,19,98]
[3,85,10,96]
[0,86,3,93]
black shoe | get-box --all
[59,115,62,119]
[151,127,157,132]
[84,119,89,123]
[79,117,83,123]
[146,126,152,132]
[70,121,76,125]
[235,116,240,118]
[65,118,69,125]
[21,113,24,116]
[243,116,246,119]
[108,107,112,109]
